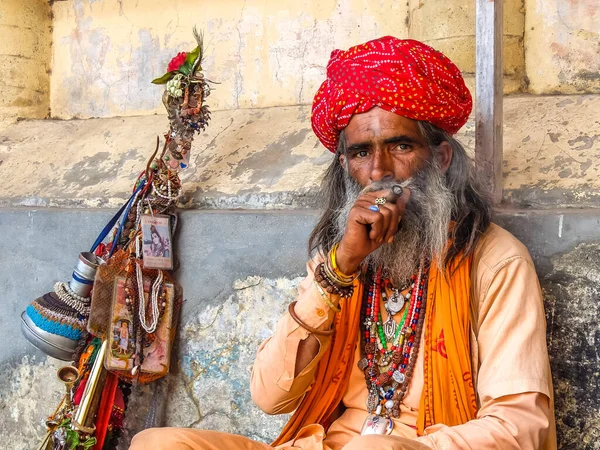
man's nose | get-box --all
[369,150,394,183]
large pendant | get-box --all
[386,291,405,315]
[383,315,397,340]
[377,352,392,368]
[360,414,394,436]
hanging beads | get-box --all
[359,263,429,419]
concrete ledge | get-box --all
[0,95,599,211]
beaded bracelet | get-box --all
[288,301,335,336]
[313,280,341,312]
[314,263,354,298]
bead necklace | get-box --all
[152,178,181,202]
[121,236,170,375]
[133,236,165,334]
[376,275,415,357]
[359,264,428,419]
[135,263,163,333]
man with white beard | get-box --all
[131,37,556,450]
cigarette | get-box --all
[386,183,406,204]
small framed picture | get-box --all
[141,214,173,270]
[106,277,174,376]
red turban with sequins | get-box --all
[311,36,473,152]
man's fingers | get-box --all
[354,199,393,243]
[380,202,401,243]
[351,187,412,245]
[351,205,385,242]
[376,203,392,243]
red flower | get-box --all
[167,52,187,72]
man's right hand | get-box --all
[335,188,410,275]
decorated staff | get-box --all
[21,29,212,450]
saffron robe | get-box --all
[130,224,556,450]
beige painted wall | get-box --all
[409,0,526,94]
[48,0,527,119]
[50,0,410,119]
[0,0,52,121]
[13,0,598,120]
[525,0,600,94]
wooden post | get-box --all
[475,0,503,205]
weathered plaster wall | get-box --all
[525,0,600,94]
[408,0,526,94]
[1,95,599,210]
[50,0,410,119]
[0,0,52,121]
[503,95,600,208]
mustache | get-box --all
[359,178,413,196]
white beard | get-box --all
[333,161,454,286]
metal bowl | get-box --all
[20,311,78,361]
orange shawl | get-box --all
[272,256,476,445]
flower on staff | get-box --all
[151,31,203,85]
[167,52,187,72]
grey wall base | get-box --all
[1,208,598,449]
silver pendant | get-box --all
[357,358,368,371]
[361,414,394,436]
[366,392,379,412]
[383,316,397,340]
[392,370,406,384]
[387,291,405,315]
[377,353,392,368]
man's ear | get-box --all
[339,153,347,169]
[437,141,453,173]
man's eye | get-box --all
[394,143,412,151]
[357,150,369,158]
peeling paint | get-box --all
[0,355,65,450]
[0,95,598,210]
[503,94,600,207]
[165,276,299,441]
[0,95,595,209]
[526,0,600,94]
